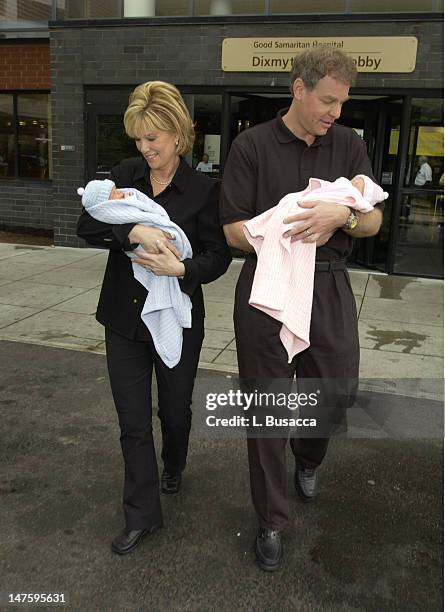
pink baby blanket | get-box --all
[243,176,388,363]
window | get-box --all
[155,0,189,16]
[0,93,52,180]
[194,0,265,14]
[4,0,443,23]
[268,0,442,14]
[0,95,15,178]
[270,0,344,13]
[0,0,52,21]
[56,0,121,19]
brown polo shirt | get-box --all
[220,109,378,260]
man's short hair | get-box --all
[289,47,357,92]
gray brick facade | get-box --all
[2,16,443,247]
[0,181,53,231]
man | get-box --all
[414,156,432,186]
[196,152,213,173]
[219,47,384,571]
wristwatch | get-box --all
[343,208,359,231]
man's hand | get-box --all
[128,225,180,257]
[283,200,349,246]
[133,241,186,277]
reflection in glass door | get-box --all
[339,97,403,273]
[394,98,444,277]
[95,114,136,176]
[228,93,292,150]
[188,95,222,178]
[366,99,404,273]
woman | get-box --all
[77,81,232,555]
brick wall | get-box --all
[0,181,54,230]
[0,43,50,89]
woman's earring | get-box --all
[175,140,179,147]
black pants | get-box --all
[105,320,204,530]
[234,260,360,531]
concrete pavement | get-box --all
[0,242,443,378]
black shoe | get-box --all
[111,524,161,555]
[295,465,318,502]
[161,471,181,495]
[255,528,282,572]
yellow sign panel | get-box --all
[389,127,444,157]
[222,37,418,73]
[414,127,444,157]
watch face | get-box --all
[350,216,359,230]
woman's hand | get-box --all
[133,241,186,277]
[128,224,180,257]
[283,200,350,246]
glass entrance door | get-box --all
[85,91,136,179]
[393,98,444,277]
[338,95,444,278]
[339,97,404,273]
[227,92,291,146]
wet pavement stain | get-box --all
[13,245,46,251]
[366,326,427,353]
[373,276,416,300]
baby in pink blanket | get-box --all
[243,175,388,362]
[349,174,381,205]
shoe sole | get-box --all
[161,485,180,495]
[255,542,281,572]
[294,473,317,503]
[111,524,161,555]
[161,475,181,495]
[295,483,316,503]
[256,558,281,572]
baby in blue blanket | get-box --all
[78,178,151,208]
[77,178,193,369]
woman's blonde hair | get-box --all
[124,81,195,155]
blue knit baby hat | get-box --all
[77,179,115,207]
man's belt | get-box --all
[246,252,346,272]
[314,259,346,272]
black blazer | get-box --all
[77,157,232,339]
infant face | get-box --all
[109,186,132,200]
[350,176,365,195]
